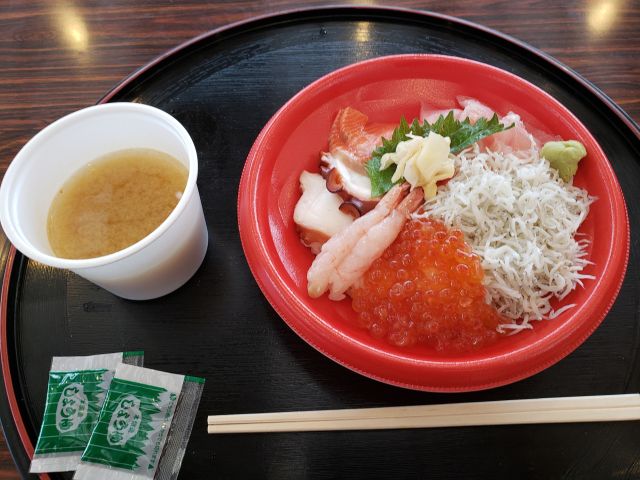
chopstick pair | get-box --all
[207,394,640,434]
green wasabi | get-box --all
[541,140,587,182]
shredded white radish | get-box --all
[414,141,595,332]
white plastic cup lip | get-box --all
[0,102,199,270]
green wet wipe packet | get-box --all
[30,351,144,473]
[74,364,205,480]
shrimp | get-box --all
[307,183,408,298]
[327,188,424,300]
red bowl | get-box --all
[237,54,629,392]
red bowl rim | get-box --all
[237,54,630,392]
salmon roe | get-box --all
[349,218,503,353]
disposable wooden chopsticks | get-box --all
[207,394,640,434]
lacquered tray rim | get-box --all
[0,5,638,478]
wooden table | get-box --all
[0,1,637,478]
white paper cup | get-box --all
[0,102,208,300]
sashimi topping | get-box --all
[292,97,594,350]
[422,98,561,154]
[321,108,396,203]
[327,107,396,170]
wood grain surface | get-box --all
[0,1,638,478]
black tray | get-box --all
[1,7,639,479]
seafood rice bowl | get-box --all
[238,54,628,390]
[296,97,595,353]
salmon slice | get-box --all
[328,107,396,169]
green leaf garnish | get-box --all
[366,118,414,197]
[366,112,514,197]
[444,113,514,154]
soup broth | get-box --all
[47,148,188,259]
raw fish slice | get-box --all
[328,107,395,171]
[480,112,534,152]
[457,97,497,122]
[458,99,553,153]
[423,97,554,154]
[527,123,562,147]
[421,98,496,125]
